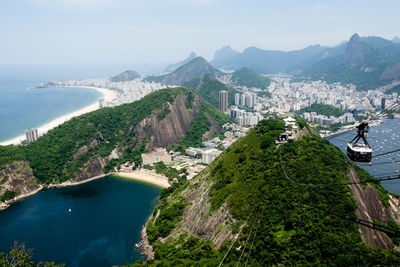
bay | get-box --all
[327,118,400,194]
[0,176,161,266]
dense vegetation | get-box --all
[0,88,228,184]
[134,119,400,265]
[175,102,231,150]
[183,73,237,108]
[303,35,400,90]
[297,103,344,118]
[230,67,271,89]
[0,242,64,266]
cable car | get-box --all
[346,122,372,162]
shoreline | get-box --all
[0,86,117,146]
[0,171,169,211]
[116,170,171,188]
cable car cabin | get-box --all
[347,143,372,162]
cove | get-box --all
[0,176,161,266]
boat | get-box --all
[68,208,72,213]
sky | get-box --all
[0,0,399,68]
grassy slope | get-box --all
[134,119,400,266]
[231,67,271,89]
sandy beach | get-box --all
[0,86,117,146]
[117,170,171,188]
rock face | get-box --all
[134,94,201,150]
[349,168,395,249]
[0,161,40,198]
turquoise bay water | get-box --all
[0,176,161,266]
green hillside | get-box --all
[231,67,271,89]
[0,88,229,184]
[303,34,400,90]
[144,57,221,86]
[110,70,140,82]
[134,119,400,266]
[183,73,238,108]
[297,103,344,118]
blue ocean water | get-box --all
[0,66,104,142]
[0,176,161,266]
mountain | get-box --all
[211,44,331,73]
[144,57,221,86]
[0,88,230,200]
[138,119,400,265]
[165,52,197,73]
[393,37,400,44]
[303,34,400,90]
[110,70,140,82]
[183,73,238,108]
[230,67,271,89]
[211,45,240,67]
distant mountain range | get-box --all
[211,34,400,90]
[110,70,140,82]
[165,52,197,73]
[144,57,221,86]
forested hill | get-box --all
[303,34,400,90]
[0,88,230,188]
[110,70,140,82]
[297,103,344,118]
[183,73,238,108]
[144,57,221,86]
[230,67,271,89]
[136,119,400,266]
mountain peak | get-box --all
[350,33,360,42]
[345,33,364,58]
[211,45,240,66]
[165,52,198,73]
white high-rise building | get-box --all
[234,93,240,106]
[241,94,246,107]
[219,90,228,112]
[25,128,39,143]
[99,98,105,108]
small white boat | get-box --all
[68,208,72,213]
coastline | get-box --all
[0,86,117,146]
[0,171,169,211]
[116,170,171,188]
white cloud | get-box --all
[329,15,337,21]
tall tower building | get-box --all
[241,94,246,107]
[25,128,39,143]
[219,90,228,112]
[99,98,105,108]
[234,93,240,106]
[381,98,386,110]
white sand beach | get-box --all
[0,86,117,146]
[117,170,171,188]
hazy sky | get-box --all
[1,0,399,65]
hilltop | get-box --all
[165,52,197,73]
[133,119,400,265]
[0,88,230,203]
[183,73,238,108]
[144,57,221,86]
[230,67,271,89]
[110,70,140,82]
